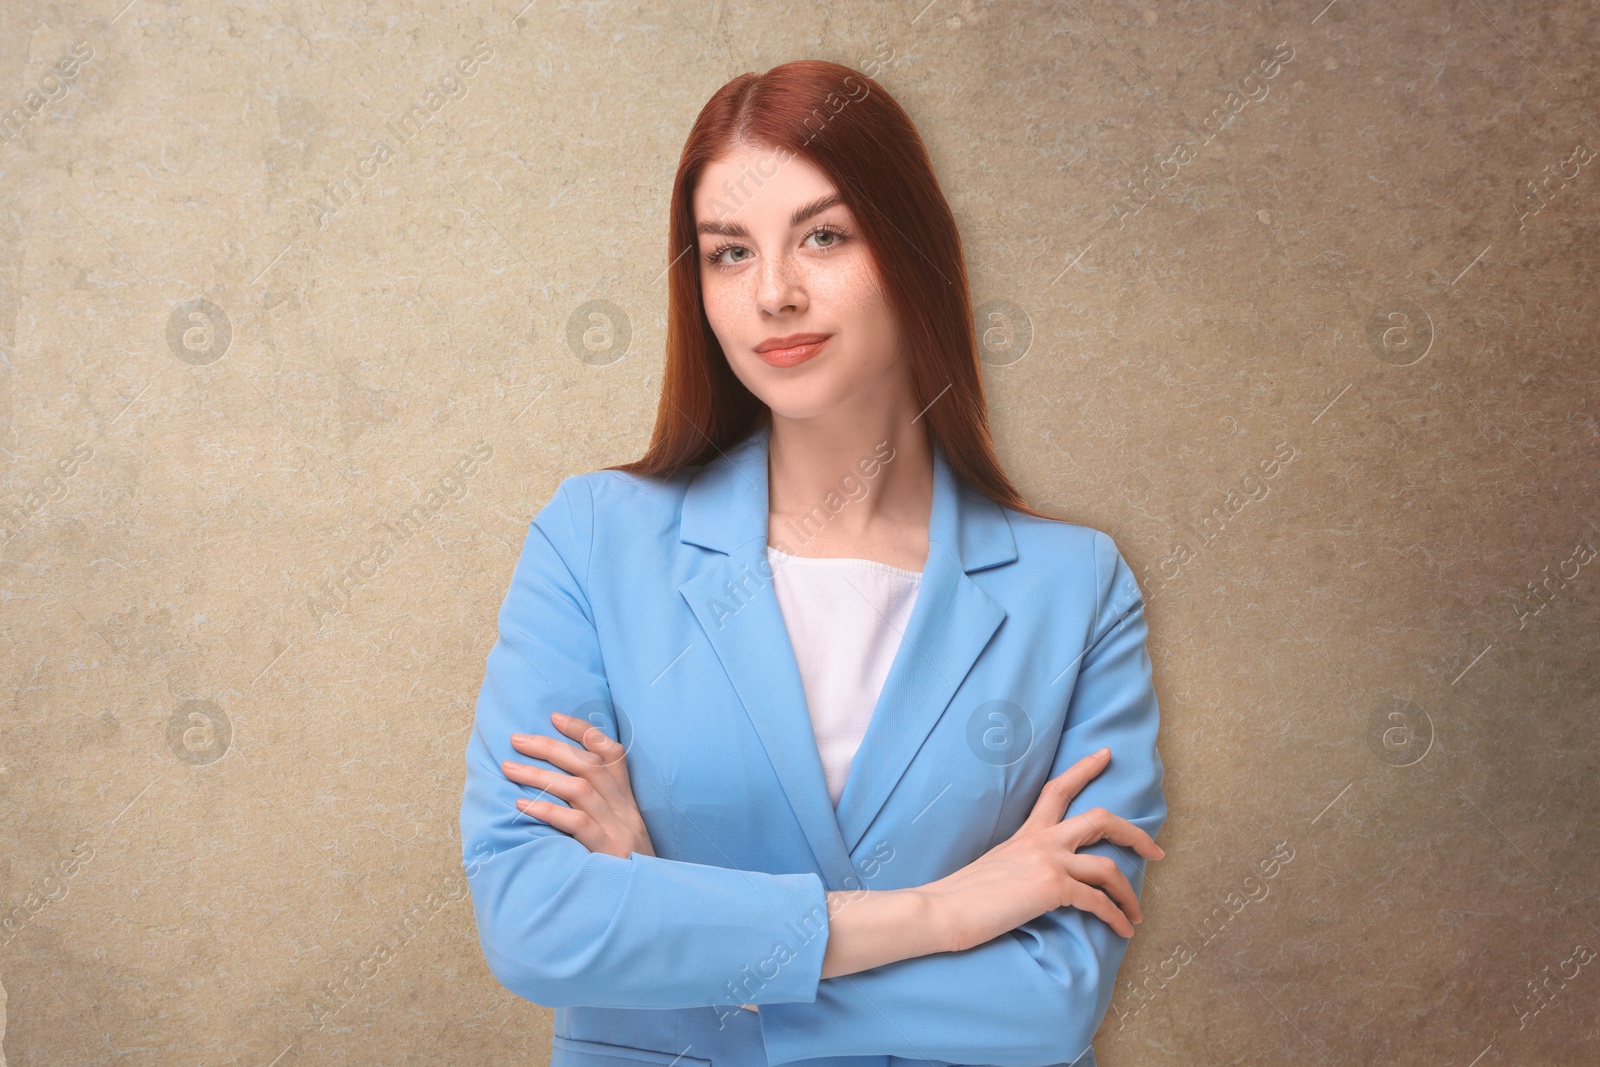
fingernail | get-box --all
[552,712,568,722]
[1097,747,1110,757]
[511,733,530,744]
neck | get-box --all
[765,388,934,559]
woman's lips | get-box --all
[755,336,831,367]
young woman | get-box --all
[462,60,1167,1067]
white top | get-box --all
[766,545,923,808]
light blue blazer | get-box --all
[461,419,1166,1067]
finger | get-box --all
[1064,853,1142,925]
[515,797,597,847]
[508,731,637,820]
[546,716,641,808]
[1063,807,1165,859]
[552,712,629,772]
[503,762,609,813]
[501,758,639,846]
[510,731,599,774]
[1065,882,1134,938]
[1022,748,1111,831]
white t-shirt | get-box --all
[766,545,923,808]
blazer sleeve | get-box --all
[757,530,1167,1067]
[461,475,832,1010]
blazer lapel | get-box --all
[832,439,1015,856]
[678,425,859,890]
[677,419,1018,886]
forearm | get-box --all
[743,885,944,1008]
[758,891,1146,1067]
[819,885,948,978]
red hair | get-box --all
[605,59,1052,521]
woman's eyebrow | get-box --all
[696,192,846,237]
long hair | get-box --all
[605,59,1053,522]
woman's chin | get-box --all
[762,393,851,422]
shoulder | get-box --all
[993,502,1143,623]
[566,465,694,516]
[521,467,695,587]
[1000,505,1123,582]
[534,465,696,537]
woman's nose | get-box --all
[756,255,806,316]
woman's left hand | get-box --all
[502,712,656,860]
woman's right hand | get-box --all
[920,747,1165,953]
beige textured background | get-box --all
[2,0,1597,1064]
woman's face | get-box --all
[694,142,906,422]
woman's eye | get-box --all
[706,243,749,266]
[704,227,847,267]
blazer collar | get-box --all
[680,418,1017,571]
[676,419,1017,888]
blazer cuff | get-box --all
[755,927,1102,1067]
[627,852,831,1008]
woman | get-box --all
[461,60,1166,1067]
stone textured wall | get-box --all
[1,1,1596,1064]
